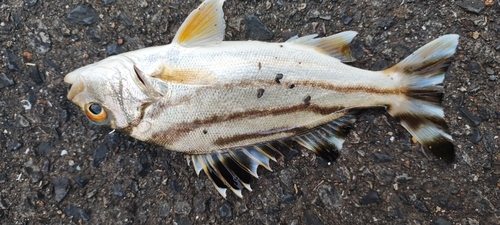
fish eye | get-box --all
[85,103,108,123]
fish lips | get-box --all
[65,74,85,102]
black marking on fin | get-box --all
[423,137,455,163]
[293,112,357,163]
[385,35,458,163]
[406,89,444,104]
[189,142,282,198]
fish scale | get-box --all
[64,0,458,197]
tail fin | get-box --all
[385,34,459,163]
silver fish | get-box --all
[64,0,458,197]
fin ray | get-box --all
[287,31,358,62]
[293,112,357,162]
[172,0,226,47]
[385,34,458,162]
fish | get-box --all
[64,0,458,198]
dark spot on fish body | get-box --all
[280,45,283,48]
[275,73,283,84]
[257,88,265,98]
[258,62,262,70]
[203,129,208,134]
[303,95,311,107]
[289,84,295,89]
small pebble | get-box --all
[119,13,133,26]
[412,198,429,213]
[219,202,232,219]
[66,5,100,25]
[359,191,381,205]
[456,0,485,14]
[158,203,171,218]
[53,176,70,202]
[174,201,192,215]
[0,73,15,89]
[37,142,55,156]
[317,185,342,208]
[304,212,324,225]
[281,194,296,204]
[63,205,90,221]
[372,153,393,163]
[113,184,125,198]
[7,141,22,151]
[28,65,43,84]
[23,166,43,183]
[43,58,62,72]
[24,0,37,7]
[5,49,22,72]
[244,15,273,41]
[85,28,101,42]
[137,153,151,177]
[102,0,116,5]
[92,143,108,167]
[107,44,125,56]
[432,217,452,225]
[459,107,482,126]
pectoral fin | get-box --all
[172,0,226,47]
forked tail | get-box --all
[384,35,459,162]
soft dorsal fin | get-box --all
[287,31,358,62]
[172,0,226,47]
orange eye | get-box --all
[85,103,108,123]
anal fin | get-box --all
[188,113,357,198]
[188,142,284,198]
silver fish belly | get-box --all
[64,0,458,197]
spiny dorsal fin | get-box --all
[187,112,357,198]
[172,0,226,47]
[286,31,358,62]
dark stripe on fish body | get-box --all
[147,104,346,148]
[213,126,306,146]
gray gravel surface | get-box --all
[1,0,499,224]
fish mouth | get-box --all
[64,71,78,85]
[64,73,86,105]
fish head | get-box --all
[64,56,159,131]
